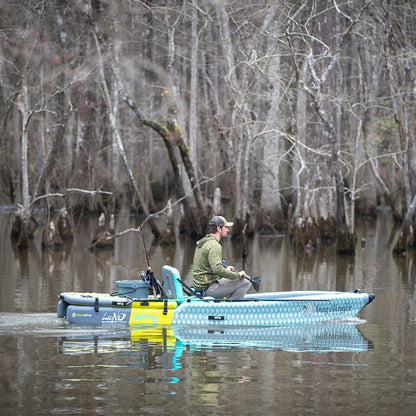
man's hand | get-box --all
[226,264,246,278]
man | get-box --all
[192,215,251,299]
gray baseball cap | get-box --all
[209,216,234,227]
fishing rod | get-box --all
[140,225,151,270]
[121,151,167,297]
[139,225,167,299]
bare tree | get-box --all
[284,1,373,254]
[378,0,416,253]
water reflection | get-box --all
[57,327,182,373]
[56,322,373,358]
[174,322,374,352]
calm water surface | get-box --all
[0,209,415,415]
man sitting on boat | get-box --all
[192,216,251,300]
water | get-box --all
[0,209,415,415]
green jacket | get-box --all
[192,235,240,289]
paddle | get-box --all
[247,275,261,292]
[222,259,261,292]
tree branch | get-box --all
[30,187,112,206]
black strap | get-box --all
[176,277,204,299]
[194,288,205,297]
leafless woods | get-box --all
[1,1,415,253]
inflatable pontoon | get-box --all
[57,265,375,327]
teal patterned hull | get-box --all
[172,292,374,327]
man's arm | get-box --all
[208,245,241,280]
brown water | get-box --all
[0,208,415,415]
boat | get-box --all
[57,265,375,327]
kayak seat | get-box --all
[162,265,184,300]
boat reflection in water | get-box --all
[57,322,373,360]
[173,322,373,352]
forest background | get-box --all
[1,0,415,255]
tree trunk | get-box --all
[259,50,284,233]
[16,78,32,250]
[166,120,208,219]
[313,97,355,255]
[189,1,198,163]
[393,193,416,254]
[216,3,251,234]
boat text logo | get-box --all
[301,303,313,315]
[133,313,158,325]
[102,312,127,322]
[316,304,353,314]
[72,312,92,318]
